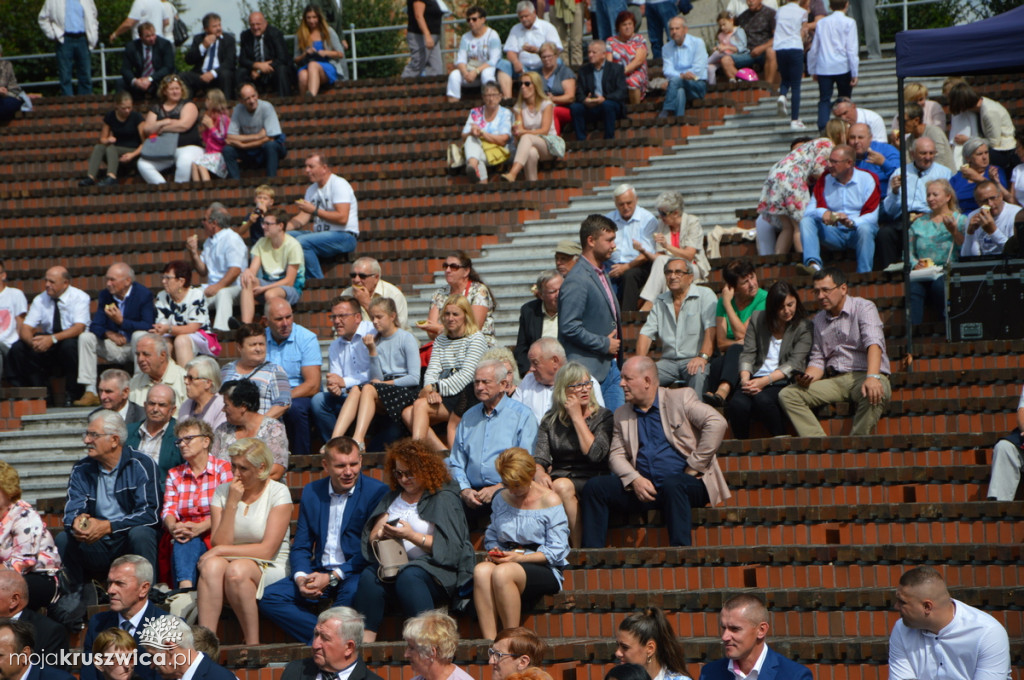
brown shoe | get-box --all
[72,392,100,407]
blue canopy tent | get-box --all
[891,6,1024,351]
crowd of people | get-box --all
[0,2,1020,678]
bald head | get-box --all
[264,297,295,342]
[847,124,872,155]
[911,136,937,170]
[0,570,28,617]
[105,262,134,299]
[144,384,176,428]
[620,356,659,408]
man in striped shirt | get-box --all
[778,267,890,436]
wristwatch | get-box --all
[699,353,710,361]
[328,572,340,588]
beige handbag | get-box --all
[372,538,409,581]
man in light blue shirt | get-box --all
[264,298,322,455]
[604,184,658,313]
[38,0,99,95]
[448,360,538,518]
[311,296,373,443]
[658,16,708,118]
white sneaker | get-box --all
[777,95,788,117]
[790,119,807,130]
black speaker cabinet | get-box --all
[946,259,1024,342]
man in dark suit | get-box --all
[183,13,236,98]
[570,40,627,140]
[238,12,290,97]
[90,369,145,425]
[558,214,624,410]
[0,571,69,669]
[74,262,156,408]
[121,22,175,98]
[139,615,235,680]
[259,437,387,643]
[281,607,383,680]
[0,619,75,680]
[513,270,563,376]
[125,384,182,484]
[699,594,813,680]
[81,555,169,680]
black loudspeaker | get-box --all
[946,259,1024,342]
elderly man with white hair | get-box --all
[603,183,659,313]
[56,410,161,623]
[75,262,156,407]
[139,615,236,680]
[339,256,409,328]
[281,607,383,680]
[502,1,562,77]
[129,333,186,408]
[513,337,604,423]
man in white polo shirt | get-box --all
[287,152,359,280]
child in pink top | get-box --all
[191,88,231,181]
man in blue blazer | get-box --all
[558,214,624,410]
[139,615,235,680]
[0,619,75,680]
[81,555,169,680]
[699,594,813,680]
[75,263,156,407]
[259,437,388,643]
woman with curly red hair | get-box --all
[353,439,475,641]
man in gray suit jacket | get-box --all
[281,607,383,680]
[557,214,624,410]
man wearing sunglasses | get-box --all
[339,257,409,329]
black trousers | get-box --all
[725,382,788,438]
[7,337,81,401]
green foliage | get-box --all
[982,0,1024,18]
[236,0,307,34]
[479,0,520,41]
[877,0,966,43]
[344,0,404,79]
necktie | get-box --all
[205,39,217,72]
[51,298,63,334]
[120,620,132,633]
[254,37,263,63]
[142,46,153,78]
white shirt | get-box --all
[512,372,604,422]
[888,599,1011,680]
[503,19,562,71]
[807,11,858,79]
[962,203,1021,257]
[321,484,352,572]
[728,642,769,680]
[134,421,170,463]
[773,3,807,51]
[340,279,409,329]
[857,107,888,144]
[197,37,222,75]
[327,320,374,390]
[605,206,659,265]
[306,174,359,235]
[127,0,163,38]
[883,162,953,216]
[201,228,248,286]
[24,285,91,334]
[179,652,206,680]
[0,286,28,347]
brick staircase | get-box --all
[2,61,1023,680]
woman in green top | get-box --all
[705,259,767,407]
[908,178,966,325]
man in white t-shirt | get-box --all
[287,152,359,280]
[109,0,164,42]
[0,261,28,382]
[832,97,887,144]
[987,384,1024,502]
[503,1,562,77]
[962,180,1021,257]
[889,566,1011,680]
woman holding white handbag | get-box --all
[908,178,967,325]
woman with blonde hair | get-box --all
[474,448,569,639]
[294,4,345,96]
[534,362,613,547]
[0,461,61,609]
[501,70,565,183]
[191,88,231,182]
[197,438,292,645]
[908,178,967,325]
[403,610,471,680]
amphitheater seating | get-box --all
[2,63,1023,680]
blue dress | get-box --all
[950,165,1007,213]
[299,40,338,83]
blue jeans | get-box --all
[662,77,707,115]
[600,359,624,411]
[222,137,287,179]
[570,100,624,140]
[259,569,362,643]
[645,1,679,60]
[815,72,852,131]
[56,35,92,95]
[171,536,208,585]
[776,48,803,120]
[353,564,447,633]
[594,0,628,40]
[311,391,344,442]
[909,276,945,325]
[800,214,878,273]
[283,396,313,455]
[291,230,357,279]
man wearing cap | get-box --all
[554,239,581,276]
[514,270,562,377]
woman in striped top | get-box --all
[403,295,487,451]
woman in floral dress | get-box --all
[152,259,217,365]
